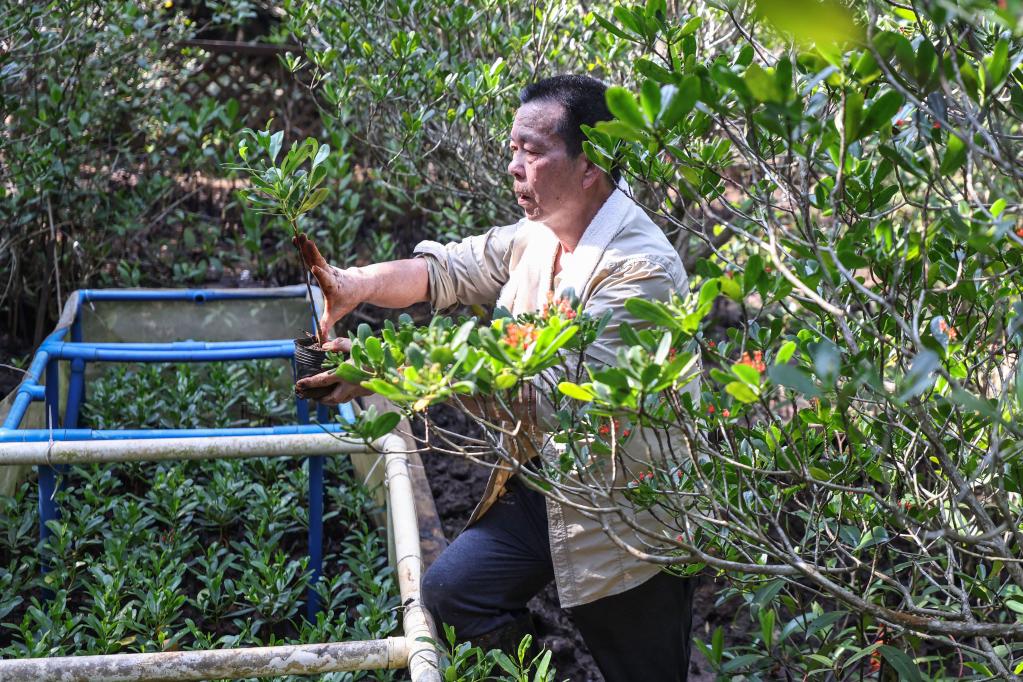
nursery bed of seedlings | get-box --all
[0,360,400,682]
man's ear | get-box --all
[580,159,607,190]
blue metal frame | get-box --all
[0,288,350,616]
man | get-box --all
[296,74,694,681]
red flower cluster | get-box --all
[542,292,576,320]
[598,418,631,438]
[869,625,886,673]
[503,323,537,349]
[938,319,957,340]
[630,470,655,485]
[1016,227,1023,238]
[738,350,766,372]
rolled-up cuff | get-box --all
[412,241,458,312]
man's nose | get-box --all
[508,153,524,179]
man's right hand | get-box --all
[293,232,361,340]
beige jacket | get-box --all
[414,188,694,607]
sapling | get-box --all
[230,127,332,344]
[230,127,336,395]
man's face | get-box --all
[507,100,588,226]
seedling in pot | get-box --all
[229,127,335,396]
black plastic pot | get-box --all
[294,337,332,401]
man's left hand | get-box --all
[295,337,373,406]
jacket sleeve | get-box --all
[412,221,522,311]
[531,258,699,429]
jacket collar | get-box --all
[553,185,633,301]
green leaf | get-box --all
[859,91,904,139]
[767,364,821,398]
[939,133,967,175]
[299,187,330,214]
[593,12,635,41]
[639,79,662,123]
[559,382,596,402]
[718,275,741,301]
[659,75,700,128]
[879,646,923,682]
[775,341,797,365]
[744,63,781,103]
[985,38,1009,89]
[857,526,889,550]
[635,57,676,83]
[759,608,775,648]
[334,363,370,383]
[491,651,518,676]
[897,350,938,402]
[593,120,649,142]
[368,411,401,439]
[755,0,863,46]
[726,380,758,403]
[624,298,680,330]
[680,16,702,36]
[605,86,648,130]
[312,143,330,169]
[732,363,762,388]
[842,89,864,142]
[269,130,284,163]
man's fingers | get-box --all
[311,265,335,292]
[322,337,352,353]
[296,233,328,271]
[296,369,343,389]
[317,381,372,406]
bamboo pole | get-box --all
[0,432,370,465]
[379,433,441,682]
[0,638,408,682]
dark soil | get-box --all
[414,404,739,682]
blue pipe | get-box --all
[39,360,61,547]
[64,359,85,429]
[3,348,53,432]
[18,384,46,401]
[0,423,347,443]
[79,288,307,303]
[307,451,324,620]
[69,318,85,425]
[53,339,298,351]
[294,384,317,618]
[39,343,295,363]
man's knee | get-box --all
[420,558,464,626]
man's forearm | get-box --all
[347,258,430,309]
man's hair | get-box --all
[519,75,615,171]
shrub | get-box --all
[330,1,1023,677]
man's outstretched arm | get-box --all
[294,233,429,341]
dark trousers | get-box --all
[421,477,693,682]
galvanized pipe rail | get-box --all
[0,433,441,682]
[0,639,409,681]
